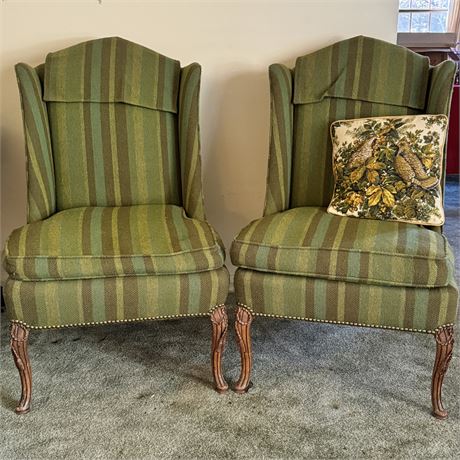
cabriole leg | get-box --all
[210,305,229,393]
[431,325,454,419]
[234,305,253,394]
[10,323,32,414]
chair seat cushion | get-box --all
[4,205,225,281]
[230,207,453,288]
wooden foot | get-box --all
[210,305,228,393]
[234,305,253,394]
[10,323,32,414]
[431,325,454,419]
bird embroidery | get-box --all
[330,115,445,225]
[394,149,439,190]
[348,138,375,168]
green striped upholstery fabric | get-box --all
[47,102,181,209]
[426,60,457,201]
[15,64,55,223]
[231,207,453,288]
[263,35,456,212]
[5,267,229,329]
[426,60,457,115]
[44,37,183,210]
[44,37,180,113]
[5,205,225,281]
[234,268,458,333]
[264,64,294,216]
[40,37,184,210]
[293,36,429,109]
[178,63,206,220]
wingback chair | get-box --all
[4,37,230,413]
[230,36,458,418]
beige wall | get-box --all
[0,0,399,283]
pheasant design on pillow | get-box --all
[394,142,439,190]
[328,115,448,225]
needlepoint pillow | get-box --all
[327,114,448,226]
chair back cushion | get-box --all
[290,36,431,208]
[43,37,182,209]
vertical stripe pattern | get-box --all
[230,207,453,288]
[5,205,225,280]
[234,268,458,333]
[15,63,56,223]
[264,64,294,216]
[44,37,180,113]
[426,60,457,201]
[178,63,206,220]
[293,36,429,108]
[5,267,230,329]
[48,102,181,209]
[40,37,184,209]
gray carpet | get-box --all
[1,179,459,459]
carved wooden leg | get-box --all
[210,305,228,393]
[234,305,253,394]
[10,323,32,414]
[431,325,454,419]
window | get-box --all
[398,0,450,32]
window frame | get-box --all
[398,1,451,33]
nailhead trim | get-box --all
[235,302,455,335]
[208,304,227,315]
[10,304,227,330]
[11,303,454,335]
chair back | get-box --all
[264,36,456,214]
[35,37,181,210]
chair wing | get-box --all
[426,60,457,115]
[178,63,206,220]
[264,64,294,216]
[426,60,457,200]
[15,63,55,223]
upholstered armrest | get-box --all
[263,63,294,216]
[178,63,206,220]
[15,63,55,222]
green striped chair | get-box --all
[230,36,458,418]
[4,37,230,413]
